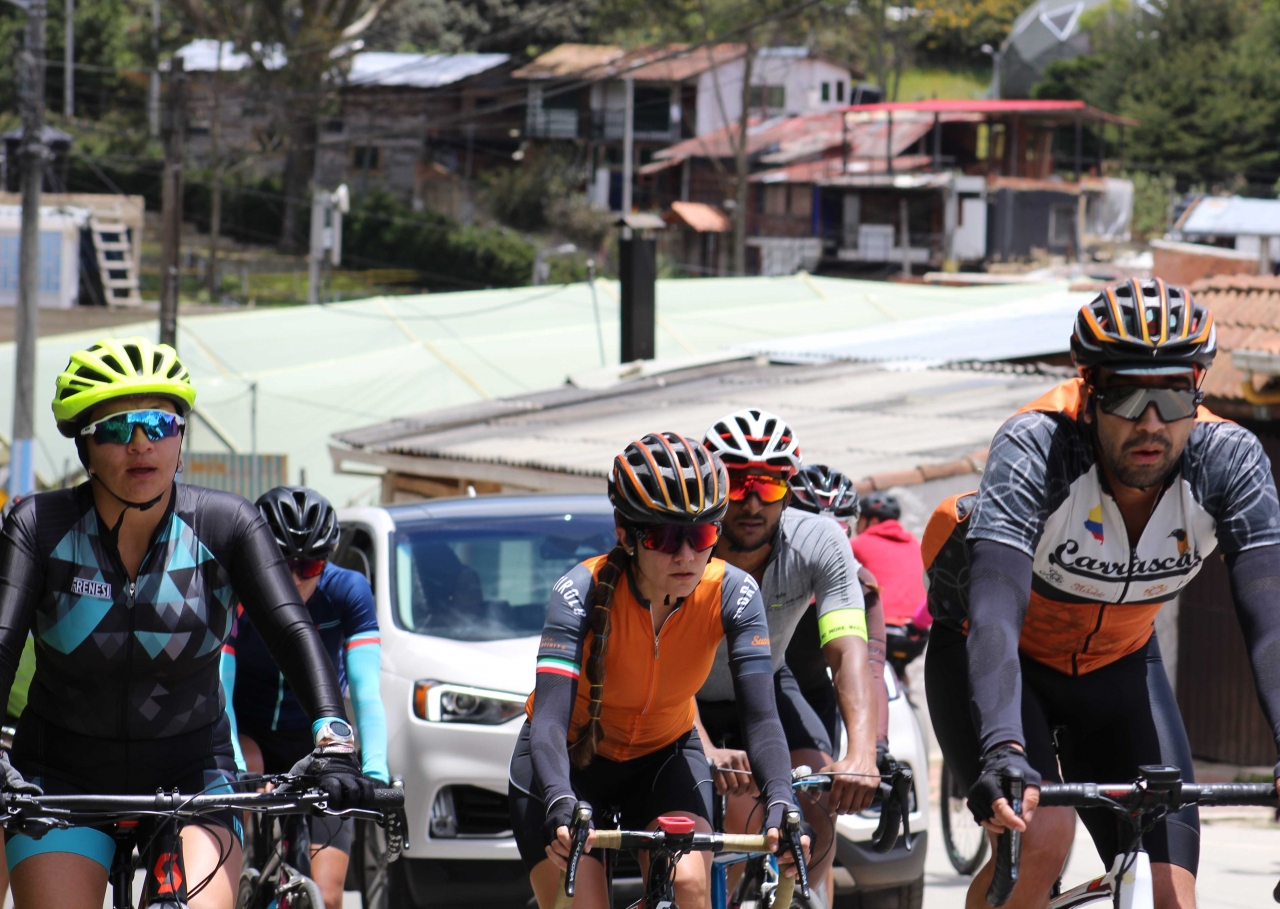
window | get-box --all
[976,124,990,161]
[324,119,345,133]
[633,86,671,133]
[353,146,380,171]
[764,184,788,215]
[748,85,786,110]
[1049,204,1077,246]
[391,515,617,641]
[821,82,831,102]
[836,81,845,103]
[789,186,813,219]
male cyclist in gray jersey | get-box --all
[693,409,880,895]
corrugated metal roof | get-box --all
[0,276,1070,505]
[846,99,1137,125]
[511,43,746,82]
[646,109,935,171]
[345,52,510,88]
[1177,196,1280,238]
[333,359,1060,489]
[734,285,1093,364]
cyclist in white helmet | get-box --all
[696,409,879,896]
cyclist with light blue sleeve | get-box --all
[221,486,387,909]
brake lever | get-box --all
[564,801,593,898]
[782,807,809,900]
[985,768,1024,907]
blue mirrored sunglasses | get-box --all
[79,410,186,445]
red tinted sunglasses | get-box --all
[727,471,790,504]
[635,523,722,554]
[288,558,327,579]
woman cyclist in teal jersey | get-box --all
[0,337,375,909]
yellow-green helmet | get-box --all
[53,336,196,438]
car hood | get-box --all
[383,631,538,696]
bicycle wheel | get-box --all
[235,866,266,909]
[352,818,391,909]
[939,761,988,875]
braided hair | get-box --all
[568,544,629,768]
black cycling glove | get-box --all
[967,744,1041,824]
[291,749,377,811]
[541,796,579,846]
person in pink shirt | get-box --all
[853,493,930,677]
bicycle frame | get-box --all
[1051,851,1153,909]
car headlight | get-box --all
[413,680,526,725]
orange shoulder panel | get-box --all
[921,493,974,569]
[1016,378,1086,419]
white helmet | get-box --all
[704,408,802,476]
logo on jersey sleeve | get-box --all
[1169,529,1188,556]
[1084,505,1104,543]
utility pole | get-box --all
[159,55,186,347]
[621,76,634,215]
[63,0,72,117]
[10,0,46,499]
[148,0,160,137]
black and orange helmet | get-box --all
[608,432,729,526]
[1071,278,1216,375]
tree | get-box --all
[177,0,396,252]
[363,0,595,54]
[1034,0,1280,189]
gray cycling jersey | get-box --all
[698,509,865,701]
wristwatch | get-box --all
[314,718,357,754]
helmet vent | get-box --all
[125,345,144,373]
[100,354,123,374]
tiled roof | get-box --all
[1192,276,1280,407]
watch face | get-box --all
[330,720,353,739]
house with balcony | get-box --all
[512,43,854,211]
[641,98,1138,275]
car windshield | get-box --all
[392,513,617,641]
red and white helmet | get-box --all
[703,408,802,476]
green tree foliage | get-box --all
[364,0,595,54]
[344,191,538,289]
[1034,0,1280,189]
[912,0,1026,61]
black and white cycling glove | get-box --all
[968,744,1040,824]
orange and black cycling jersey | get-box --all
[524,554,797,826]
[527,554,773,761]
[924,378,1280,675]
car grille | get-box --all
[430,785,512,837]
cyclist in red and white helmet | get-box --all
[695,410,879,901]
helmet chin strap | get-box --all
[89,469,169,549]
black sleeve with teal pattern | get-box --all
[1227,545,1280,774]
[720,564,796,830]
[969,411,1091,556]
[0,495,45,713]
[529,562,595,811]
[1186,423,1280,554]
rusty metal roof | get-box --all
[511,43,746,82]
[645,109,936,171]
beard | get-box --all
[1099,430,1177,489]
